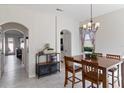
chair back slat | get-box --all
[106,54,120,60]
[82,60,100,81]
[82,60,98,73]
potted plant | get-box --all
[91,52,97,60]
[84,47,97,60]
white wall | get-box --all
[80,8,124,56]
[0,5,81,77]
[0,32,2,78]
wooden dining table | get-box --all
[72,55,124,88]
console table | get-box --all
[36,52,60,78]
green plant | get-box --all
[91,53,97,60]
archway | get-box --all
[0,22,29,78]
[60,29,71,61]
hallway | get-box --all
[0,55,27,87]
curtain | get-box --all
[89,29,97,52]
[80,28,97,53]
[80,28,86,52]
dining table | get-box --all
[72,55,124,88]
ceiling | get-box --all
[16,4,124,22]
[1,4,124,22]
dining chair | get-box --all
[94,53,103,74]
[106,54,120,88]
[64,56,82,88]
[82,60,104,88]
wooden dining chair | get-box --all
[82,60,104,88]
[106,54,120,88]
[64,56,82,88]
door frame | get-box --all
[60,30,72,61]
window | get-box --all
[84,33,93,47]
[8,38,14,53]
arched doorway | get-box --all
[0,22,29,78]
[60,30,71,61]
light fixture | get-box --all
[80,4,100,54]
[81,4,100,31]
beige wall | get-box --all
[80,8,124,56]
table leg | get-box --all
[82,70,85,88]
[121,62,124,88]
[103,68,108,88]
[82,64,85,88]
[119,63,122,88]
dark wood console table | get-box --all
[36,52,60,78]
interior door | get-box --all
[63,32,71,56]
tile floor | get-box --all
[0,55,119,88]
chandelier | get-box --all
[82,4,100,31]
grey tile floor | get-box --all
[0,55,118,88]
